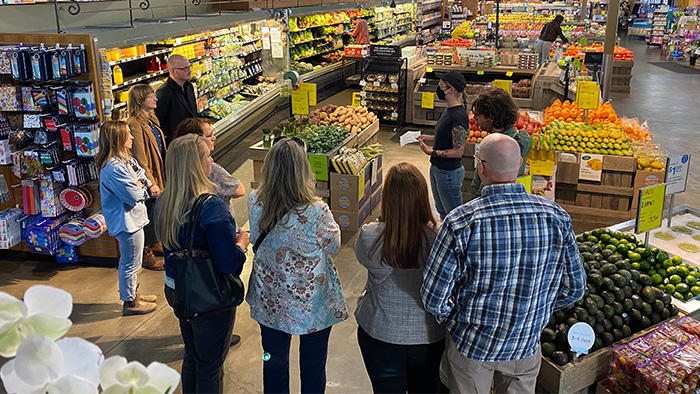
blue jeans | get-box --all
[260,324,332,394]
[430,165,465,220]
[115,229,144,302]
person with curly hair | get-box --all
[470,88,531,199]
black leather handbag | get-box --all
[173,193,244,319]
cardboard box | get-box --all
[370,185,382,213]
[333,198,372,232]
[370,154,383,193]
[330,164,372,212]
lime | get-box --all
[691,267,699,272]
[666,284,677,293]
[628,252,642,262]
[668,266,678,276]
[655,263,664,271]
[658,284,666,292]
[692,271,700,279]
[687,276,697,287]
[674,292,685,300]
[606,244,617,252]
[600,234,612,243]
[636,248,651,258]
[651,274,663,284]
[677,266,690,277]
[672,255,683,265]
[612,232,623,240]
[670,274,683,285]
[609,238,620,246]
[587,235,599,243]
[677,283,690,294]
[662,259,674,269]
[686,293,695,301]
[631,262,641,270]
[617,244,629,255]
[648,269,657,276]
[657,251,670,261]
[691,286,700,297]
[658,269,668,278]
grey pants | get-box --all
[446,334,541,394]
[535,39,554,67]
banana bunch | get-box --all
[332,147,370,175]
[358,144,383,160]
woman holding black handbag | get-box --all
[155,134,250,394]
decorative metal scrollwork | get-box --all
[139,0,150,10]
[192,0,201,6]
[67,0,81,15]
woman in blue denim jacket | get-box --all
[96,120,158,316]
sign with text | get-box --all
[300,83,317,107]
[308,154,328,181]
[665,154,691,195]
[636,183,667,234]
[529,160,554,176]
[576,81,600,110]
[421,92,435,109]
[516,175,532,193]
[291,90,309,115]
[369,45,401,58]
[579,154,603,181]
[492,79,512,95]
[352,92,362,107]
[568,322,595,355]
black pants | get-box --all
[259,324,332,394]
[165,285,236,394]
[357,326,445,394]
[143,198,157,247]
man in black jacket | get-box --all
[155,54,197,144]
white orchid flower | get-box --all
[0,335,103,394]
[100,356,180,394]
[0,285,73,358]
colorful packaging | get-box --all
[657,323,693,345]
[629,336,667,359]
[613,344,650,374]
[0,208,23,249]
[678,317,700,338]
[646,329,683,354]
[55,244,78,263]
[636,360,683,394]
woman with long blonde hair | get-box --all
[97,120,158,316]
[247,137,347,393]
[127,84,167,270]
[156,134,249,394]
[354,162,445,393]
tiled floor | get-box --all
[1,33,699,393]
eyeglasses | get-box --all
[474,155,486,165]
[273,136,305,147]
[173,65,192,71]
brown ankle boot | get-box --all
[151,243,164,256]
[135,283,157,303]
[142,248,164,271]
[122,299,157,316]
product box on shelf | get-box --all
[370,154,383,193]
[370,185,382,212]
[344,45,370,58]
[332,198,372,232]
[0,208,23,249]
[330,163,372,212]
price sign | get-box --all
[391,83,399,90]
[426,67,433,73]
[359,80,367,86]
[576,81,599,110]
[477,71,485,75]
[300,83,317,107]
[568,323,595,355]
[665,154,691,195]
[421,92,435,109]
[636,183,667,234]
[505,71,513,77]
[374,81,381,87]
[308,153,329,181]
[360,91,367,97]
[516,175,532,193]
[492,79,512,95]
[291,90,309,115]
[579,37,588,45]
[530,160,554,176]
[352,92,362,107]
[418,78,427,84]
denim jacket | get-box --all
[99,157,150,236]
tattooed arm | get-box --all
[429,125,468,158]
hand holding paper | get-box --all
[400,131,422,147]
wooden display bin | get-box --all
[357,119,380,147]
[610,60,633,94]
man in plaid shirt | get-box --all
[535,15,569,67]
[421,133,585,394]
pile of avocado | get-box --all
[541,228,681,367]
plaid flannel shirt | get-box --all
[421,183,585,362]
[539,21,568,43]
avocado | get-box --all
[669,304,680,317]
[601,263,618,276]
[595,310,606,323]
[556,324,569,343]
[590,261,601,270]
[629,309,642,322]
[629,280,642,294]
[585,315,597,327]
[593,252,603,262]
[602,318,613,332]
[601,305,615,319]
[630,269,641,282]
[542,342,557,357]
[554,310,569,323]
[588,273,604,288]
[630,294,643,309]
[602,277,616,291]
[566,317,579,327]
[575,298,585,307]
[600,291,615,305]
[616,261,632,271]
[547,314,558,329]
[607,255,622,264]
[620,312,631,324]
[652,299,665,313]
[587,283,598,295]
[602,249,614,258]
[610,274,627,288]
[650,312,661,325]
[612,328,624,341]
[660,294,672,307]
[618,269,632,283]
[578,244,592,254]
[612,302,623,315]
[639,274,653,287]
[652,287,664,299]
[594,323,605,336]
[584,297,599,315]
[542,328,557,342]
[611,315,624,329]
[642,287,657,303]
[621,325,632,338]
[552,351,569,366]
[590,294,605,309]
[640,302,653,316]
[601,332,615,346]
[660,308,670,321]
[589,269,603,278]
[583,262,591,273]
[613,287,626,302]
[573,307,589,322]
[640,316,652,328]
[622,299,634,312]
[623,286,633,298]
[581,252,595,262]
[592,337,604,351]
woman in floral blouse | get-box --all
[247,137,347,394]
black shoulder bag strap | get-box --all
[252,211,287,253]
[185,193,214,257]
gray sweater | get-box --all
[353,221,445,345]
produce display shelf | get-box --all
[290,21,347,33]
[292,37,329,45]
[294,45,343,62]
[240,59,262,69]
[196,70,262,98]
[238,48,263,57]
[112,68,168,90]
[210,37,262,49]
[175,30,230,46]
[108,48,173,66]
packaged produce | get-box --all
[678,316,700,337]
[636,360,684,394]
[646,330,683,354]
[630,337,667,359]
[634,143,665,172]
[331,147,370,175]
[656,323,693,344]
[613,344,650,374]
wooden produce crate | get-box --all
[610,60,633,94]
[357,119,380,147]
[555,153,637,233]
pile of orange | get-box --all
[587,102,620,125]
[549,44,634,61]
[543,99,584,125]
[619,117,653,142]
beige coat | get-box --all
[127,115,167,190]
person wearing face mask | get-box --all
[416,71,470,220]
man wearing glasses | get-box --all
[421,133,585,394]
[155,54,198,144]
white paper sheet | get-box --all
[400,131,421,147]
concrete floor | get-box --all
[1,34,700,393]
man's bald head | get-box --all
[167,54,192,85]
[167,54,188,68]
[478,134,522,184]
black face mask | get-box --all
[436,86,447,100]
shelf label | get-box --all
[374,81,381,87]
[516,175,532,193]
[665,154,691,195]
[391,83,399,90]
[636,183,666,234]
[308,153,329,181]
[426,67,433,73]
[360,91,367,97]
[530,160,554,176]
[492,79,512,95]
[576,81,599,110]
[568,323,595,355]
[352,92,362,107]
[300,83,317,107]
[477,71,484,75]
[419,78,427,84]
[579,154,604,181]
[421,92,434,109]
[359,80,367,86]
[291,90,309,115]
[360,100,367,106]
[506,71,514,77]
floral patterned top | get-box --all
[247,190,348,335]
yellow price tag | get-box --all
[291,90,309,115]
[352,92,362,107]
[636,184,666,234]
[506,71,513,77]
[300,83,317,107]
[576,81,599,110]
[477,71,484,75]
[492,79,512,95]
[426,67,433,73]
[421,92,435,109]
[529,160,554,176]
[516,175,532,193]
